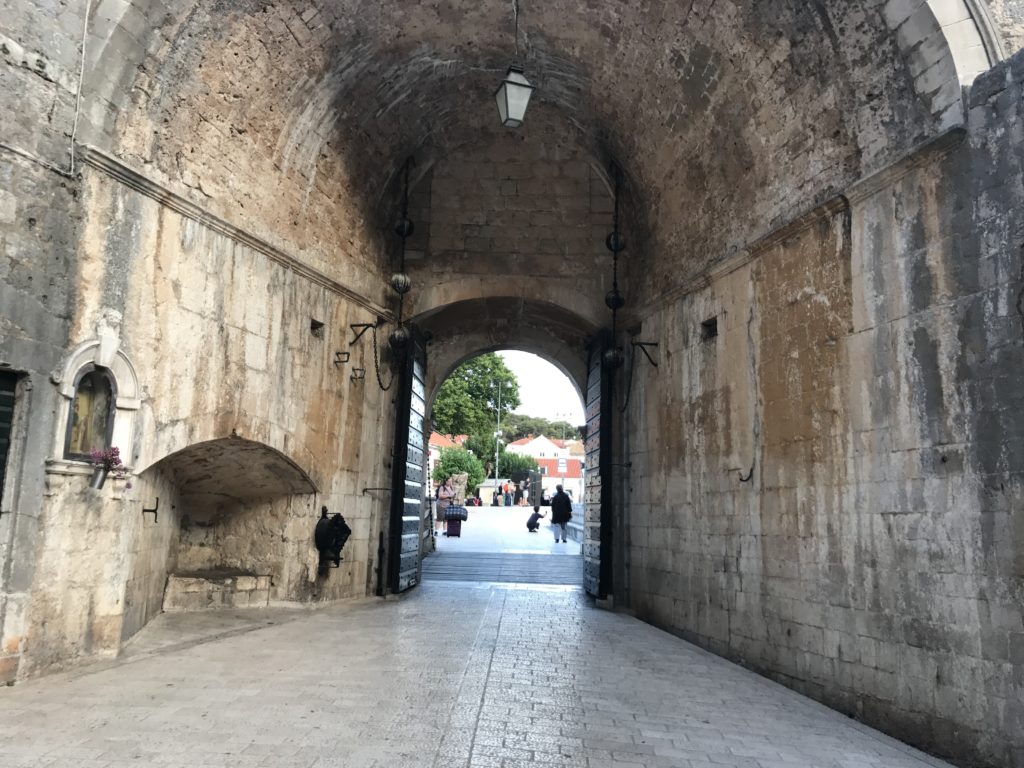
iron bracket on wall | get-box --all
[142,497,159,523]
[349,323,375,345]
[349,316,388,346]
[334,351,350,367]
[631,341,660,368]
[351,368,366,382]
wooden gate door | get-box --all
[583,340,613,598]
[388,332,428,593]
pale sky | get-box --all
[498,350,585,425]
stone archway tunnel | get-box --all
[0,2,1023,767]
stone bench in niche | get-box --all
[163,569,271,612]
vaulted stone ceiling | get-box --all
[88,1,962,280]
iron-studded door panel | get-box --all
[389,335,427,594]
[583,342,612,598]
[0,372,17,501]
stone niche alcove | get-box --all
[149,437,319,611]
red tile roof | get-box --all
[429,432,459,449]
[536,458,583,478]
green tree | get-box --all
[498,452,539,478]
[432,353,520,437]
[463,432,497,465]
[432,447,486,494]
[502,413,583,442]
[461,435,538,479]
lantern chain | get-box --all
[371,322,394,392]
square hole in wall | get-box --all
[310,319,325,339]
[701,316,718,342]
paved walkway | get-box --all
[431,506,583,555]
[425,506,583,585]
[0,585,952,768]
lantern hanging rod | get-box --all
[400,155,414,229]
[512,0,520,58]
[612,165,621,238]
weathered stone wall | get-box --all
[21,469,182,675]
[407,124,614,329]
[986,0,1024,51]
[119,468,181,643]
[0,155,82,682]
[10,160,396,677]
[623,54,1024,768]
[407,128,611,419]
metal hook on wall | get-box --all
[142,497,159,523]
[631,341,659,368]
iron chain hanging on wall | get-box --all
[601,165,656,414]
[369,156,417,392]
[604,164,626,371]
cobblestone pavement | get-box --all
[430,506,583,555]
[0,584,952,768]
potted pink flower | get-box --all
[88,447,132,490]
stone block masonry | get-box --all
[163,572,272,612]
[622,51,1024,768]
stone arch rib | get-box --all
[885,0,1006,128]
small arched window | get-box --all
[64,365,117,460]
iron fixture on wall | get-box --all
[599,166,659,414]
[603,165,626,370]
[142,497,159,523]
[354,156,419,392]
[314,506,352,575]
[386,156,416,358]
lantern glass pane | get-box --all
[505,81,532,124]
[495,85,510,125]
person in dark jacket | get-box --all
[550,484,572,542]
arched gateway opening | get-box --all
[418,348,589,588]
[381,295,615,596]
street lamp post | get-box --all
[495,380,502,484]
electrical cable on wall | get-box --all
[0,0,91,177]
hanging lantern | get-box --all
[390,273,411,295]
[605,288,625,311]
[388,325,410,351]
[394,217,414,238]
[494,64,535,128]
[603,347,625,369]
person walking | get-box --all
[550,484,572,543]
[436,476,455,535]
